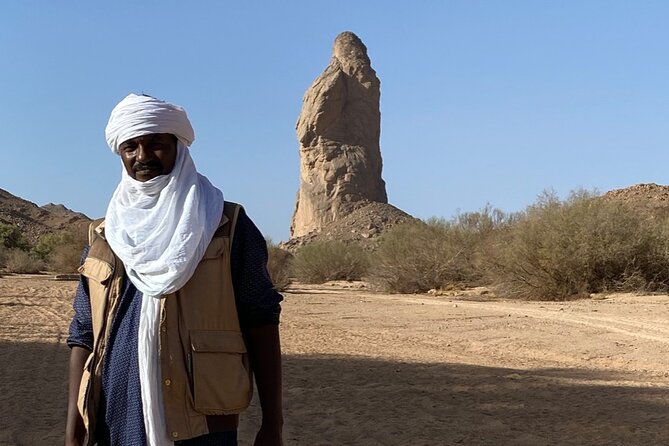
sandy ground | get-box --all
[1,276,668,445]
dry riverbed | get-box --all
[1,276,668,445]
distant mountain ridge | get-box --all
[0,188,91,243]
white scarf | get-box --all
[104,94,224,445]
[105,143,223,297]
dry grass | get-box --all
[4,249,44,274]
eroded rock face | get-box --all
[291,31,388,238]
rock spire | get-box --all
[290,31,388,238]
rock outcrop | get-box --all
[0,188,91,243]
[603,183,669,219]
[283,202,416,252]
[290,31,388,238]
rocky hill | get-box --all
[283,200,416,251]
[603,183,669,218]
[0,188,91,243]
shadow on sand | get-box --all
[247,354,669,446]
[2,342,668,446]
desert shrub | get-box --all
[5,249,44,274]
[266,239,292,291]
[34,229,88,272]
[370,216,486,293]
[0,244,7,268]
[33,232,63,261]
[50,243,86,273]
[34,230,83,260]
[485,189,669,300]
[291,240,369,284]
[0,223,29,250]
[369,206,512,293]
[454,205,517,235]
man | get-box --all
[65,94,283,446]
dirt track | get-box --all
[1,276,668,445]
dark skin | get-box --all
[65,346,90,446]
[118,133,178,181]
[246,325,284,446]
[65,133,283,445]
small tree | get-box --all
[34,231,71,260]
[0,223,29,250]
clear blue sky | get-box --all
[1,1,668,241]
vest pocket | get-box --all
[189,330,252,414]
[78,257,113,284]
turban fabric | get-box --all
[105,93,195,153]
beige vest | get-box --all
[76,202,252,444]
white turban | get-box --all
[103,93,224,446]
[105,93,195,153]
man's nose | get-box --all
[135,143,153,162]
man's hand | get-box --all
[254,422,283,446]
[65,346,90,446]
[245,324,283,446]
[64,429,85,446]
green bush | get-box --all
[33,232,64,261]
[0,223,29,250]
[5,249,44,274]
[291,241,369,284]
[266,240,292,291]
[485,190,669,300]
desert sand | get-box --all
[1,275,668,445]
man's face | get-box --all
[119,133,178,182]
